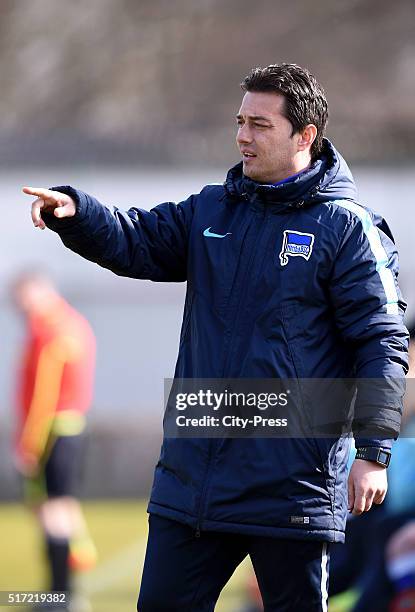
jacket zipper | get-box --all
[194,195,308,537]
[221,204,271,377]
[194,204,271,538]
[195,438,218,537]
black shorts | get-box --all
[43,434,85,497]
[24,434,86,502]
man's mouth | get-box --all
[242,152,256,160]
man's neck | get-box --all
[258,155,313,185]
[271,167,310,187]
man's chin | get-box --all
[242,163,263,182]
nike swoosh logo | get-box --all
[203,227,232,239]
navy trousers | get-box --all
[137,514,330,611]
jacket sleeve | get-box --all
[43,186,196,282]
[329,206,409,448]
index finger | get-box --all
[22,186,59,201]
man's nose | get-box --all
[236,124,253,144]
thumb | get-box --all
[347,473,354,512]
[54,204,70,218]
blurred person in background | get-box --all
[12,271,97,604]
[22,63,408,611]
[328,325,415,611]
[352,325,415,612]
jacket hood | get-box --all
[224,138,357,208]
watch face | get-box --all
[378,451,389,464]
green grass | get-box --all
[0,500,251,611]
[0,500,357,611]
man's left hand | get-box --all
[348,458,388,515]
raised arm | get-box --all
[23,185,196,282]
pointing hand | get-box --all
[23,186,76,230]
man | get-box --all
[13,272,97,598]
[23,63,408,611]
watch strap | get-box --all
[355,446,391,467]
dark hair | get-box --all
[241,63,328,160]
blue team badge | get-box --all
[279,230,315,267]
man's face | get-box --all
[236,91,300,184]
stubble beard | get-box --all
[243,160,270,184]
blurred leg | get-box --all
[330,505,385,596]
[40,435,94,591]
[38,495,96,569]
[353,514,415,612]
[39,498,73,592]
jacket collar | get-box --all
[224,138,357,209]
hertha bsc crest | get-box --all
[279,230,315,267]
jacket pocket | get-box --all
[280,303,329,480]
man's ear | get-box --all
[297,124,317,152]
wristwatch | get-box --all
[355,447,391,467]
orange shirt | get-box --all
[15,297,96,461]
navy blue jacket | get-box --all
[46,139,408,542]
